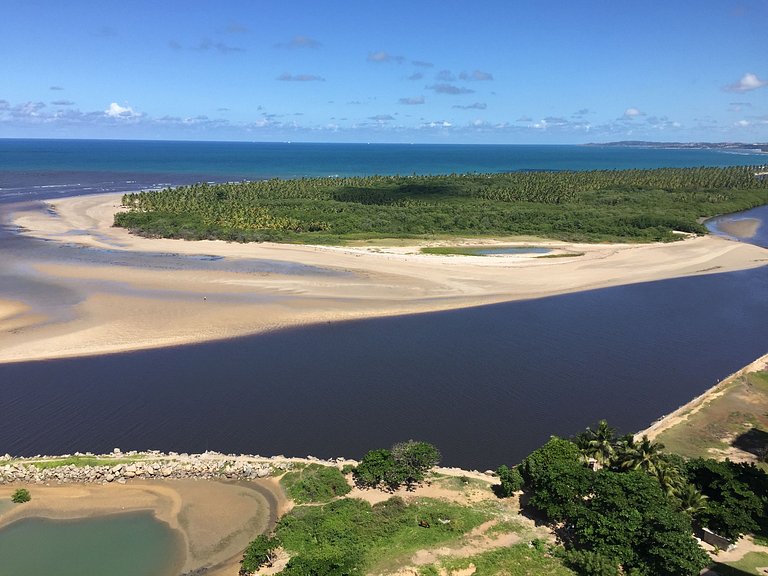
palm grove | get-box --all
[115,165,768,244]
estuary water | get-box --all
[0,512,183,576]
[0,140,767,469]
[1,266,766,469]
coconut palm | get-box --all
[618,435,666,476]
[676,483,709,517]
[575,420,616,469]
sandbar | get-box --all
[1,192,766,363]
[0,478,284,575]
[715,217,762,238]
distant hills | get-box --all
[586,141,768,153]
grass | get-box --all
[712,551,768,575]
[655,369,768,470]
[537,252,585,258]
[22,456,141,469]
[435,544,576,575]
[279,463,351,504]
[429,472,491,491]
[275,496,491,574]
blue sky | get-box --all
[1,0,766,143]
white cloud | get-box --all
[724,73,767,93]
[367,51,404,63]
[624,107,643,118]
[277,73,325,82]
[105,102,138,118]
[399,96,425,105]
[459,70,494,81]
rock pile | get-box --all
[0,450,353,485]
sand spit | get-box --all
[2,192,767,363]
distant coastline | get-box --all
[586,140,768,153]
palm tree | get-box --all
[653,463,685,497]
[618,435,665,476]
[576,420,616,469]
[676,483,709,517]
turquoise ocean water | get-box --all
[1,139,766,203]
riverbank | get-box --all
[639,351,768,463]
[1,192,766,364]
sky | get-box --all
[1,0,767,144]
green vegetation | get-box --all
[437,544,576,575]
[24,456,140,469]
[712,551,768,576]
[240,534,280,573]
[11,488,31,503]
[353,441,441,490]
[499,423,768,575]
[114,166,768,244]
[493,464,524,497]
[272,496,488,575]
[280,463,351,504]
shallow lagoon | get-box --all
[0,512,183,576]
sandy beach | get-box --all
[1,192,766,363]
[0,478,284,575]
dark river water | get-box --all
[1,264,766,469]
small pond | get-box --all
[0,512,183,576]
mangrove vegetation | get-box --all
[114,166,768,244]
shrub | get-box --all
[11,488,31,503]
[494,465,524,497]
[280,464,351,504]
[240,534,280,574]
[354,441,441,490]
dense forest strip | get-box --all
[114,166,768,244]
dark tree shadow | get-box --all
[732,427,768,460]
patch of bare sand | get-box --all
[0,299,46,333]
[3,192,767,363]
[717,217,762,238]
[0,478,283,575]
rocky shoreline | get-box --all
[0,449,357,485]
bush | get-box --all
[354,441,441,490]
[559,549,621,576]
[11,488,31,503]
[494,465,524,497]
[240,534,280,574]
[280,464,351,504]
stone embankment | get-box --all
[0,450,356,485]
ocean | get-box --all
[2,138,767,204]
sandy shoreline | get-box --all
[1,192,766,363]
[0,477,284,575]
